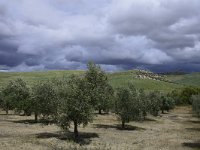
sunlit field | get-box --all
[0,106,199,150]
[2,70,200,91]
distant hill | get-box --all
[107,70,182,92]
[166,73,200,87]
[158,71,187,75]
[0,70,200,92]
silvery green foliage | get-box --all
[138,88,149,120]
[115,87,133,128]
[31,80,58,120]
[1,78,31,115]
[148,91,161,116]
[160,96,175,113]
[85,61,114,114]
[57,75,94,139]
[115,83,147,128]
[0,90,12,113]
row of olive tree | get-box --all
[115,85,175,129]
[0,62,113,140]
[169,87,200,118]
[169,87,200,105]
[0,62,175,140]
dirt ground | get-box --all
[0,106,199,150]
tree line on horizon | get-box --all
[0,62,199,141]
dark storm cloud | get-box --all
[150,32,195,50]
[0,0,200,72]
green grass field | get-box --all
[166,73,200,87]
[0,70,200,92]
[0,70,84,86]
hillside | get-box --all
[108,70,182,92]
[0,70,200,92]
[0,70,84,86]
[166,73,200,87]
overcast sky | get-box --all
[0,0,200,72]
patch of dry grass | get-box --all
[0,106,200,150]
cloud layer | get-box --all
[0,0,200,72]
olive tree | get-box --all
[138,88,149,120]
[115,84,143,129]
[169,90,182,105]
[85,62,113,114]
[191,94,200,117]
[160,96,175,113]
[0,89,14,114]
[115,87,132,129]
[57,75,94,140]
[148,91,161,116]
[2,78,31,115]
[180,87,199,104]
[95,83,114,114]
[31,81,58,122]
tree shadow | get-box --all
[12,119,56,125]
[161,112,169,114]
[182,141,200,148]
[94,124,145,131]
[0,133,11,138]
[94,112,110,115]
[12,119,36,124]
[187,120,200,124]
[142,118,157,122]
[0,113,15,116]
[36,131,99,145]
[186,128,200,131]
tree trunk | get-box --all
[23,110,26,116]
[143,111,146,120]
[24,110,31,116]
[122,120,125,129]
[34,112,38,123]
[99,109,102,114]
[162,109,164,114]
[74,121,78,141]
[6,109,8,115]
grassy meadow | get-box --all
[0,70,84,87]
[1,70,200,92]
[166,73,200,87]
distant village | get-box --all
[135,70,168,82]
